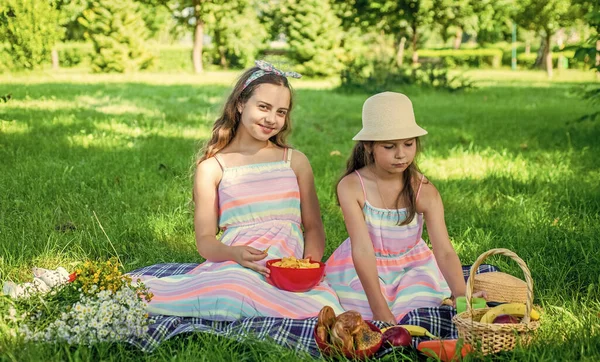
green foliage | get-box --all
[204,0,268,69]
[469,0,516,45]
[0,43,14,73]
[78,0,154,73]
[340,56,412,93]
[56,42,93,67]
[280,0,344,77]
[572,4,600,73]
[412,62,475,91]
[137,2,175,41]
[154,45,216,72]
[419,48,503,68]
[517,0,582,35]
[339,33,411,92]
[517,50,583,69]
[0,93,12,103]
[431,0,479,40]
[339,35,474,93]
[572,2,599,122]
[0,0,63,70]
[55,0,88,41]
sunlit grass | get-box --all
[0,68,599,361]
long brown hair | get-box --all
[338,139,423,225]
[196,66,294,164]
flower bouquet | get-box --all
[1,258,153,345]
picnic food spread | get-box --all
[478,303,540,324]
[271,256,320,269]
[315,306,382,353]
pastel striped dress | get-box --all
[325,171,451,322]
[138,149,344,320]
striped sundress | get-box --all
[325,171,451,322]
[138,148,344,320]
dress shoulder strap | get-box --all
[354,170,367,202]
[415,174,426,201]
[213,154,226,170]
[283,148,293,163]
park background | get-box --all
[1,0,599,361]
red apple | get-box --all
[382,326,412,347]
[493,314,520,324]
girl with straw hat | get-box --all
[325,92,485,324]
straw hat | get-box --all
[353,92,427,141]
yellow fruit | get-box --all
[479,303,540,324]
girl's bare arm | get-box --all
[291,150,326,261]
[338,174,395,323]
[418,181,466,298]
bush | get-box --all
[56,42,93,67]
[516,51,585,69]
[281,0,344,77]
[417,49,503,69]
[78,0,154,73]
[340,55,412,93]
[412,62,474,92]
[0,0,63,70]
[152,45,216,72]
[0,43,14,73]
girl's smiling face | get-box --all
[237,83,291,142]
[370,138,417,173]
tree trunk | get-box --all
[51,49,59,70]
[219,48,227,68]
[411,22,419,65]
[453,27,463,49]
[544,32,553,78]
[596,40,600,81]
[192,1,204,74]
[192,21,204,73]
[396,37,406,66]
[534,37,545,68]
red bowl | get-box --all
[314,320,383,359]
[266,258,325,292]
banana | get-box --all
[381,325,439,339]
[479,303,540,324]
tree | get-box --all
[205,0,268,69]
[280,0,344,77]
[78,0,154,73]
[0,0,63,70]
[335,0,435,66]
[432,0,477,49]
[516,0,584,77]
[55,0,88,41]
[139,0,267,73]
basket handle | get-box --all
[465,248,534,323]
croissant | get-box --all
[316,306,336,342]
[330,310,363,351]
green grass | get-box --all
[1,68,599,361]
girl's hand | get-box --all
[231,246,270,277]
[303,253,327,282]
[372,309,397,325]
[472,291,488,300]
[451,291,489,307]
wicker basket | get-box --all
[453,248,540,355]
[473,271,528,303]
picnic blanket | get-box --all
[126,263,498,357]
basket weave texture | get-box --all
[452,248,540,355]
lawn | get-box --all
[0,68,599,361]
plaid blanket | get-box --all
[126,263,498,357]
